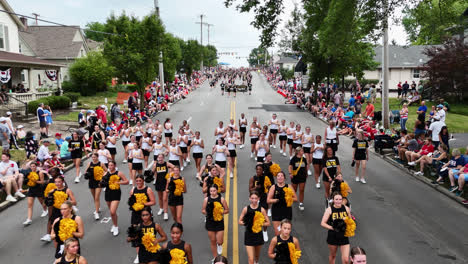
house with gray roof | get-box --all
[274,56,299,71]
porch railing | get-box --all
[5,94,28,117]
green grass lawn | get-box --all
[372,98,468,133]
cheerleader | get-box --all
[120,122,132,163]
[127,207,167,264]
[268,113,280,148]
[129,175,156,226]
[134,121,144,143]
[228,118,238,132]
[198,154,215,183]
[286,121,296,159]
[322,146,341,204]
[249,121,260,158]
[104,161,129,236]
[320,192,351,264]
[202,184,229,258]
[239,191,270,264]
[97,142,111,168]
[191,131,205,178]
[213,138,228,169]
[288,147,309,211]
[255,133,269,163]
[132,142,145,182]
[225,127,240,178]
[153,154,174,221]
[168,139,183,168]
[239,113,248,149]
[164,118,173,145]
[350,247,367,264]
[249,165,270,242]
[330,174,352,208]
[302,126,314,176]
[162,223,193,264]
[278,119,288,156]
[262,152,275,216]
[292,124,303,150]
[151,136,168,162]
[352,130,369,184]
[203,165,226,195]
[267,172,297,236]
[312,135,325,189]
[69,132,86,183]
[54,238,88,264]
[214,121,226,145]
[90,125,105,152]
[325,120,339,153]
[267,219,301,264]
[165,166,186,223]
[141,132,153,169]
[50,201,84,259]
[184,123,194,163]
[145,119,154,135]
[23,163,48,225]
[85,153,106,220]
[177,129,189,169]
[106,129,117,161]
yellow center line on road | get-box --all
[222,101,234,256]
[232,101,239,264]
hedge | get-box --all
[63,92,80,102]
[28,96,71,114]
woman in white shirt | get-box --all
[268,113,280,148]
[238,113,248,149]
[286,121,296,159]
[249,122,260,159]
[301,126,314,176]
[324,120,339,153]
[131,142,144,184]
[255,133,270,163]
[168,139,183,168]
[164,118,173,145]
[105,129,117,162]
[184,124,194,163]
[292,124,303,150]
[312,135,325,189]
[214,121,226,146]
[212,138,229,169]
[97,142,112,167]
[191,131,205,177]
[141,132,153,169]
[151,135,168,161]
[278,119,288,157]
[119,122,131,163]
[177,128,189,170]
[225,127,240,178]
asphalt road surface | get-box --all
[1,72,468,264]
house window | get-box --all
[0,24,9,51]
[21,70,25,82]
[19,43,22,53]
[412,69,420,79]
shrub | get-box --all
[28,96,71,114]
[62,80,76,93]
[64,92,80,102]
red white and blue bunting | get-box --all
[0,68,11,83]
[45,70,58,81]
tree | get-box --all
[204,45,219,67]
[248,47,270,67]
[69,51,115,96]
[402,0,468,45]
[162,33,182,83]
[277,3,304,54]
[179,40,202,80]
[84,22,107,42]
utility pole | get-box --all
[195,15,205,72]
[31,13,39,25]
[154,0,165,95]
[206,23,214,45]
[382,0,390,129]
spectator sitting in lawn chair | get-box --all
[60,136,72,161]
[54,133,64,150]
[448,162,468,196]
[37,140,52,163]
[433,149,466,185]
[0,152,25,202]
[16,125,26,145]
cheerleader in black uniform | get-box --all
[165,166,186,223]
[198,154,215,183]
[84,153,106,220]
[249,164,270,242]
[321,192,351,264]
[162,223,193,264]
[153,154,174,221]
[322,146,341,205]
[239,191,270,264]
[104,161,129,236]
[288,147,309,211]
[203,165,226,196]
[262,152,275,216]
[91,125,105,152]
[54,238,88,264]
[69,131,86,183]
[202,184,229,258]
[23,163,48,225]
[267,171,297,235]
[127,207,167,264]
[50,201,84,259]
[267,219,301,264]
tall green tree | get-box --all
[84,22,107,42]
[277,3,304,54]
[162,33,182,83]
[179,40,202,80]
[402,0,468,45]
[204,45,219,67]
[248,47,270,67]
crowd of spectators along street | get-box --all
[0,71,205,203]
[263,66,468,204]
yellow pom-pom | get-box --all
[264,176,272,193]
[93,166,104,181]
[169,248,188,264]
[44,183,57,197]
[108,175,120,190]
[213,177,223,193]
[344,217,356,237]
[288,242,301,264]
[166,172,173,179]
[174,179,184,196]
[53,190,68,209]
[340,182,350,198]
[252,211,264,233]
[269,163,281,177]
[27,172,39,187]
[58,218,77,242]
[212,201,224,221]
[284,187,294,207]
[132,193,148,211]
[141,232,160,253]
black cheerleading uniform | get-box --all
[263,161,276,185]
[92,132,103,150]
[26,171,43,198]
[104,170,121,202]
[274,235,294,264]
[154,162,169,192]
[131,186,149,225]
[322,156,340,182]
[53,215,80,259]
[352,139,368,161]
[326,205,349,246]
[166,240,187,260]
[271,184,292,221]
[86,161,103,189]
[244,205,264,246]
[49,188,69,222]
[138,222,161,263]
[167,177,184,206]
[252,175,268,210]
[69,140,84,160]
[289,156,308,184]
[205,195,224,231]
[57,255,79,264]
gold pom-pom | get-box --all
[252,211,264,233]
[166,172,173,179]
[269,163,281,177]
[173,179,184,196]
[108,175,120,190]
[213,201,224,221]
[288,242,301,264]
[58,218,77,242]
[141,232,160,253]
[44,183,57,197]
[284,187,294,207]
[27,172,39,187]
[53,190,68,209]
[340,182,350,198]
[264,176,272,193]
[93,166,104,181]
[169,248,188,264]
[344,217,356,237]
[132,193,147,211]
[213,177,223,192]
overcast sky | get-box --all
[10,0,408,67]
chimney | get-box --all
[20,17,28,30]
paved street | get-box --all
[1,72,468,264]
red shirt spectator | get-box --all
[144,91,152,101]
[420,143,434,155]
[96,107,107,124]
[365,103,374,118]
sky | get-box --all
[10,0,408,67]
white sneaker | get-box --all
[263,230,269,242]
[157,208,164,216]
[280,149,283,154]
[153,178,156,184]
[230,172,233,178]
[216,244,223,255]
[186,158,190,163]
[112,226,119,236]
[133,255,139,264]
[360,178,367,184]
[23,219,32,225]
[181,166,184,171]
[355,177,360,182]
[123,159,128,164]
[414,171,423,176]
[163,213,169,221]
[5,195,17,202]
[273,145,276,149]
[110,225,115,233]
[93,211,100,220]
[183,161,187,167]
[74,176,80,183]
[408,161,415,166]
[289,156,293,160]
[41,210,48,217]
[40,234,51,242]
[298,203,304,211]
[307,170,312,176]
[316,183,320,189]
[250,153,253,158]
[129,180,133,185]
[240,145,244,149]
[15,191,25,198]
[267,208,271,217]
[282,152,287,157]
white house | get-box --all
[275,56,299,71]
